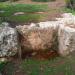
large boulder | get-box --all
[58,13,75,56]
[16,13,75,56]
[16,22,59,51]
[58,26,75,56]
[0,22,18,57]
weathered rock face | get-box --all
[16,13,75,56]
[56,13,75,25]
[57,13,75,56]
[16,22,58,51]
[0,22,18,57]
[58,26,75,56]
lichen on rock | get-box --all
[0,22,18,57]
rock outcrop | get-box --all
[16,13,75,56]
[16,22,58,51]
[58,26,75,56]
[0,13,75,57]
[0,22,18,57]
[57,13,75,56]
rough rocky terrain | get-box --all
[0,22,18,57]
[16,13,75,56]
[1,13,75,58]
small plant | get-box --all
[65,0,75,9]
[21,57,75,75]
[0,0,8,2]
[0,60,7,72]
[32,0,55,2]
[0,3,48,23]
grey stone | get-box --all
[0,22,18,57]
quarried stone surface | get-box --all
[58,25,75,56]
[16,13,75,56]
[16,22,58,51]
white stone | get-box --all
[58,26,75,56]
[14,12,25,16]
[62,13,73,18]
[38,21,59,29]
[56,17,75,25]
[0,22,18,57]
[28,23,36,29]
